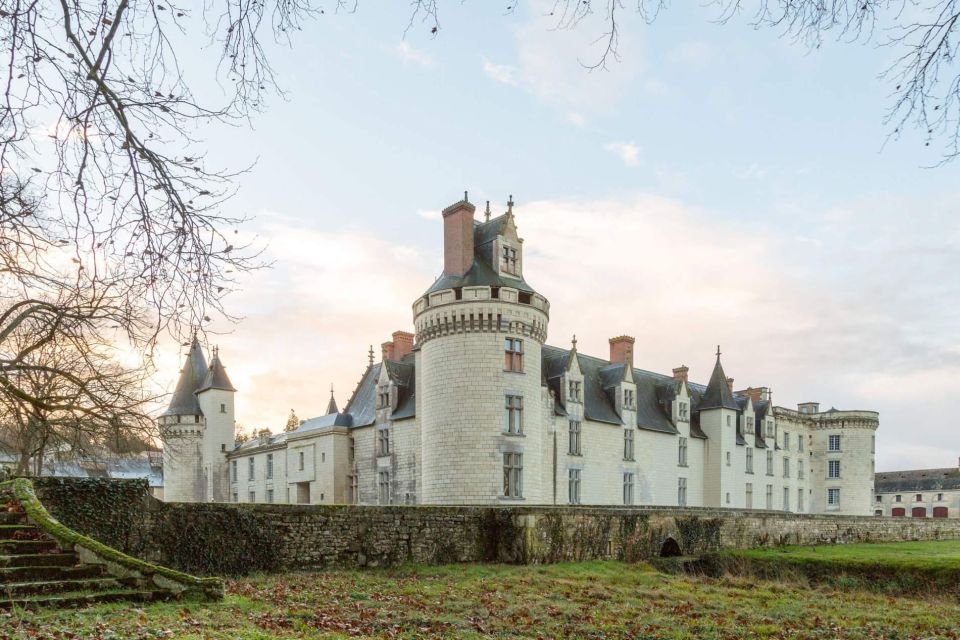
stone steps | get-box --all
[0,553,80,568]
[1,577,126,599]
[0,524,39,539]
[0,589,171,610]
[0,539,59,555]
[0,512,26,525]
[0,564,106,583]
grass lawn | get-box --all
[4,561,960,639]
[728,539,960,569]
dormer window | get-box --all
[501,246,518,274]
[678,402,689,422]
[504,338,523,372]
[378,385,391,410]
[624,389,635,410]
[568,380,582,403]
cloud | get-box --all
[396,42,434,67]
[603,141,641,166]
[482,59,519,86]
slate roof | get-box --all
[197,353,235,393]
[162,337,208,417]
[424,214,536,295]
[343,364,379,428]
[875,468,960,493]
[384,356,416,420]
[698,355,740,411]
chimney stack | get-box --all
[672,365,689,383]
[609,335,635,365]
[726,377,735,393]
[442,195,476,277]
[735,387,766,404]
[392,331,414,360]
[381,341,394,362]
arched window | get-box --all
[911,507,926,518]
[892,507,905,517]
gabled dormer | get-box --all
[561,335,584,409]
[376,363,396,416]
[495,198,524,280]
[670,365,691,424]
[604,336,637,421]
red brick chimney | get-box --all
[442,195,475,277]
[672,365,689,383]
[392,331,414,360]
[609,335,635,365]
[381,341,394,362]
[726,377,735,393]
[735,387,765,404]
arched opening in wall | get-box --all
[912,507,927,518]
[933,507,948,518]
[659,537,683,558]
[892,507,906,517]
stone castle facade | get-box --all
[161,195,880,515]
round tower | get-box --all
[415,195,550,504]
[160,337,208,502]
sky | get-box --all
[154,2,959,472]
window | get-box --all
[623,429,635,461]
[349,438,355,462]
[678,477,687,506]
[568,469,581,504]
[875,509,883,517]
[248,457,255,481]
[746,448,753,473]
[266,489,274,504]
[726,492,731,505]
[678,437,688,467]
[828,460,841,479]
[766,420,774,437]
[623,472,635,505]
[746,416,754,433]
[248,491,256,503]
[378,471,391,504]
[876,495,882,503]
[568,380,582,402]
[745,483,753,509]
[568,420,582,455]
[828,434,841,451]
[798,488,804,511]
[827,488,841,507]
[378,386,391,410]
[783,457,790,478]
[766,450,773,476]
[220,403,226,414]
[783,487,790,511]
[195,415,200,424]
[624,389,635,410]
[798,434,804,452]
[915,493,923,502]
[504,338,524,372]
[678,401,689,421]
[501,245,518,274]
[321,452,325,463]
[726,415,732,427]
[765,484,773,509]
[378,426,390,456]
[782,431,790,451]
[798,459,804,480]
[937,493,944,501]
[266,453,273,480]
[232,490,238,503]
[298,451,305,471]
[895,494,902,502]
[231,460,237,483]
[504,395,524,434]
[503,453,523,498]
[349,475,358,504]
[871,435,875,453]
[726,451,731,467]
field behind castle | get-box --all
[5,543,960,640]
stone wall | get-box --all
[30,478,960,576]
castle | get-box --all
[161,195,879,515]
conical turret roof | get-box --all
[198,348,235,393]
[698,349,740,411]
[162,337,208,417]
[325,388,339,415]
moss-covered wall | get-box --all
[32,478,960,575]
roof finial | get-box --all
[716,344,721,359]
[571,334,577,350]
[368,345,374,367]
[464,190,469,203]
[507,194,514,215]
[484,200,491,222]
[212,344,219,359]
[330,383,335,397]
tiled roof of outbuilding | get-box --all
[875,468,960,493]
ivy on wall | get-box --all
[152,505,281,576]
